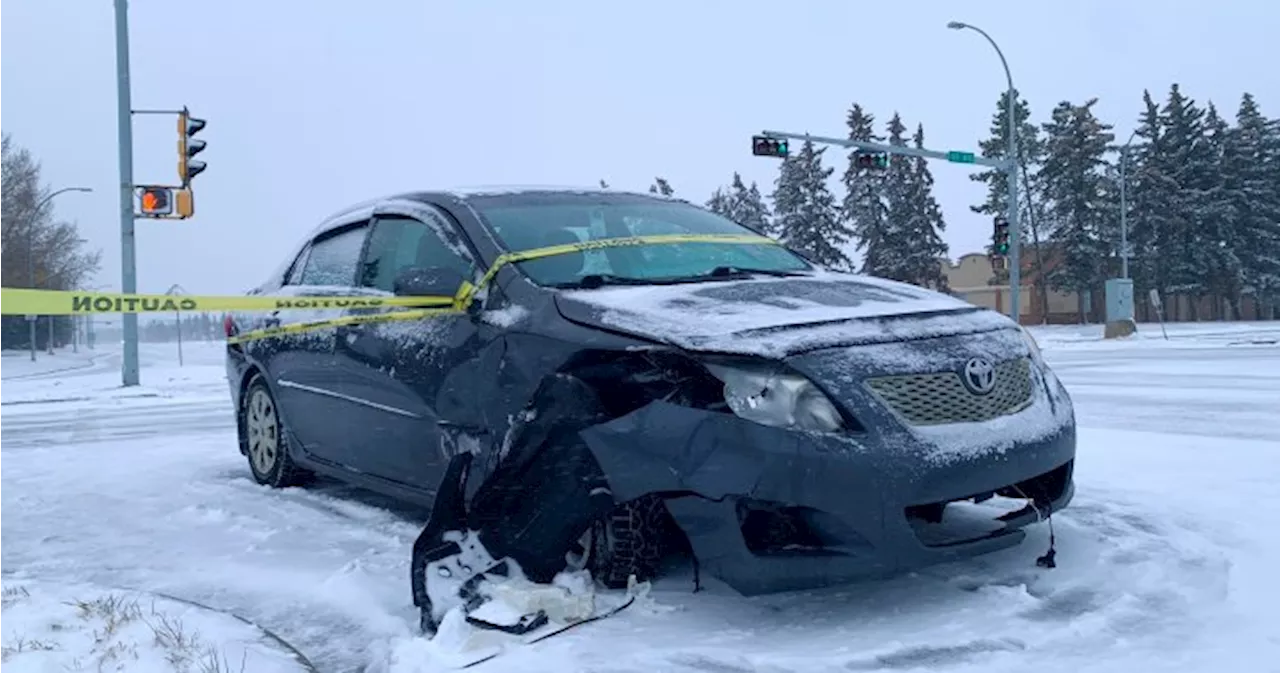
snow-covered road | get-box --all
[3,326,1279,673]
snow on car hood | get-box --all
[553,270,1016,358]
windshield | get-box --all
[468,192,812,287]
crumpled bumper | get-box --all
[579,400,1075,596]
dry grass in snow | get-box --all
[1,581,312,673]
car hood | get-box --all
[552,270,1017,358]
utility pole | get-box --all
[948,21,1020,326]
[115,0,140,386]
[166,284,186,367]
[1119,129,1138,280]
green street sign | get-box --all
[946,151,977,164]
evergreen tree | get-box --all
[706,188,732,218]
[1039,98,1115,320]
[729,173,773,235]
[706,173,773,234]
[904,124,950,290]
[969,89,1050,307]
[878,112,917,283]
[841,103,892,276]
[772,139,850,269]
[649,177,674,196]
[1126,90,1179,307]
[1161,85,1219,316]
[1229,93,1280,317]
[1199,102,1246,317]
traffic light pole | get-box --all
[760,129,1020,325]
[760,130,1009,169]
[114,0,140,386]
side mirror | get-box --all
[393,266,466,298]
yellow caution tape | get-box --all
[5,232,782,345]
[0,288,455,316]
[460,232,780,308]
[226,306,464,345]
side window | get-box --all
[283,246,310,286]
[300,223,369,287]
[359,213,474,292]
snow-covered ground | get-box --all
[3,323,1279,672]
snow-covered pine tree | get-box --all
[1039,98,1115,322]
[772,139,850,269]
[841,103,892,277]
[771,151,805,245]
[879,112,916,283]
[1156,84,1222,318]
[649,177,674,197]
[706,188,733,218]
[1126,90,1179,312]
[904,123,950,290]
[729,173,773,235]
[1229,93,1280,318]
[969,89,1050,305]
[1199,102,1246,318]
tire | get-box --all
[582,494,677,589]
[240,376,310,488]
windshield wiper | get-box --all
[554,267,806,290]
[705,265,808,278]
[553,274,653,290]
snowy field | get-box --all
[3,322,1279,672]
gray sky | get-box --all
[3,0,1276,295]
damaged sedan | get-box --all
[224,186,1076,634]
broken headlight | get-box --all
[703,362,844,433]
[1020,326,1043,363]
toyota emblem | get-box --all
[961,357,997,395]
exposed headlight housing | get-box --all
[1020,326,1043,363]
[703,361,845,433]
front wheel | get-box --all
[571,495,678,589]
[240,376,310,488]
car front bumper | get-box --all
[579,384,1075,596]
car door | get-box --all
[267,220,373,465]
[330,208,485,491]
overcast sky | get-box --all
[3,0,1276,296]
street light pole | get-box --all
[114,0,140,387]
[1119,129,1138,280]
[949,21,1020,325]
[166,284,186,367]
[25,186,93,361]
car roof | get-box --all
[308,185,687,239]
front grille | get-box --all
[865,357,1034,426]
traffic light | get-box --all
[854,151,890,169]
[175,188,194,219]
[177,107,207,185]
[752,135,789,158]
[993,216,1011,256]
[138,186,174,217]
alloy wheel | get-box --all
[246,388,279,476]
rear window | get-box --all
[469,193,809,286]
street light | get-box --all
[948,21,1021,325]
[1118,129,1139,280]
[26,186,93,361]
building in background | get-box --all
[941,248,1275,325]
